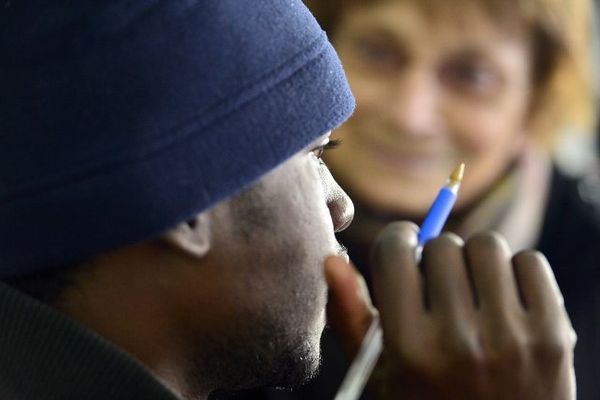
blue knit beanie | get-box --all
[0,0,355,277]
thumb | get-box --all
[325,255,377,359]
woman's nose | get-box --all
[385,72,440,137]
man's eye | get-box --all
[313,139,341,159]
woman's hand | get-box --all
[325,221,576,400]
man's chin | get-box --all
[196,323,323,394]
[254,328,323,391]
[207,344,321,399]
[272,337,322,390]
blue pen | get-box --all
[418,163,465,246]
[335,163,465,400]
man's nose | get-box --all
[318,159,355,232]
[328,186,354,232]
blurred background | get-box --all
[553,0,599,173]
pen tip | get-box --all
[450,163,465,182]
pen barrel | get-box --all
[417,187,457,245]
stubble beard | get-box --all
[182,296,325,399]
[181,243,328,398]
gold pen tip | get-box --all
[449,163,465,182]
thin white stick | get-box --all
[334,317,383,400]
[334,247,422,400]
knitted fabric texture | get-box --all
[0,0,355,276]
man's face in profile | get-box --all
[174,134,354,393]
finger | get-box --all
[325,255,376,357]
[511,250,565,315]
[464,232,521,314]
[512,251,577,371]
[371,221,422,340]
[422,233,475,317]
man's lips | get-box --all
[336,242,350,263]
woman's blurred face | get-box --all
[327,1,533,216]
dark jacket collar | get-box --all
[0,282,180,399]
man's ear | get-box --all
[164,213,211,258]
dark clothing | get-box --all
[232,166,600,400]
[0,282,179,400]
[537,167,600,400]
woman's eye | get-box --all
[455,65,490,84]
[358,40,393,61]
[441,60,501,96]
[349,36,405,72]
